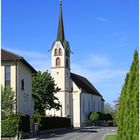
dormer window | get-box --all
[56,57,61,66]
[59,48,62,55]
[54,49,58,56]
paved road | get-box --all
[33,127,116,140]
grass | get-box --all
[104,134,117,140]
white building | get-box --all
[46,1,105,127]
[1,49,37,115]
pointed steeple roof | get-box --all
[57,0,65,43]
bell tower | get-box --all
[51,0,72,118]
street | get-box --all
[29,127,116,140]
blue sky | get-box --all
[2,0,138,106]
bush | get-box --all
[97,112,105,120]
[1,119,18,137]
[104,113,113,121]
[89,112,99,122]
[19,115,30,132]
[38,117,71,130]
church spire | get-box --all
[57,0,65,43]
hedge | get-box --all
[1,114,31,137]
[38,116,71,130]
[1,119,18,137]
[19,115,30,132]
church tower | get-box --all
[51,0,72,118]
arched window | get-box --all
[54,49,57,56]
[56,57,61,66]
[59,48,62,55]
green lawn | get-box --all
[104,134,117,140]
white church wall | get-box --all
[80,93,103,127]
[46,91,65,117]
[72,82,81,127]
[17,61,34,115]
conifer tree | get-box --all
[116,50,139,140]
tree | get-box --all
[1,86,15,120]
[104,102,114,114]
[89,112,99,125]
[32,71,61,115]
[116,50,139,140]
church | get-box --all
[46,1,105,127]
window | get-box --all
[54,49,57,56]
[59,48,62,55]
[5,65,11,87]
[21,79,24,90]
[56,57,61,66]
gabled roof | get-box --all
[71,73,102,97]
[1,48,37,73]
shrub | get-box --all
[19,115,30,132]
[9,114,30,132]
[97,112,105,120]
[89,112,99,122]
[39,116,71,130]
[104,113,113,121]
[1,119,18,137]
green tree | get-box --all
[89,112,99,125]
[116,50,139,140]
[104,102,114,114]
[1,86,15,120]
[32,71,61,115]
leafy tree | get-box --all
[116,50,139,140]
[89,112,99,125]
[32,71,61,115]
[104,102,114,114]
[1,86,15,120]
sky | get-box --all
[2,0,138,106]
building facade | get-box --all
[46,1,105,127]
[1,49,37,115]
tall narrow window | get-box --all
[54,49,57,56]
[56,57,61,66]
[59,48,62,55]
[21,79,24,90]
[5,65,11,87]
